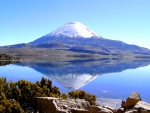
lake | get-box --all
[0,58,150,103]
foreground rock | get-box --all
[125,92,141,109]
[37,92,150,113]
[0,53,20,61]
[37,97,92,113]
[135,101,150,111]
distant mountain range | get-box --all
[1,22,150,59]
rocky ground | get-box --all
[0,53,20,61]
[37,92,150,113]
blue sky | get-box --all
[0,0,150,49]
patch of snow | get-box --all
[46,22,100,38]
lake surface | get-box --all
[0,58,150,103]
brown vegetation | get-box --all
[0,53,20,61]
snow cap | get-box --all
[48,22,100,38]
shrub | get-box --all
[0,99,24,113]
[0,78,24,113]
[68,90,96,105]
[0,77,60,112]
[61,93,67,99]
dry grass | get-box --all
[0,47,149,61]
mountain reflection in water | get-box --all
[14,58,150,89]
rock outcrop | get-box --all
[37,92,150,113]
[37,97,91,113]
[0,53,20,61]
[125,92,141,109]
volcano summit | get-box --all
[30,22,101,45]
[46,22,99,38]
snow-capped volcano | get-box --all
[46,22,100,38]
[27,21,150,55]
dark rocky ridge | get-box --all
[30,36,150,55]
[2,36,150,57]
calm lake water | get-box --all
[0,58,150,103]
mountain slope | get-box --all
[30,22,101,45]
[1,22,150,57]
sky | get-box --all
[0,0,150,49]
